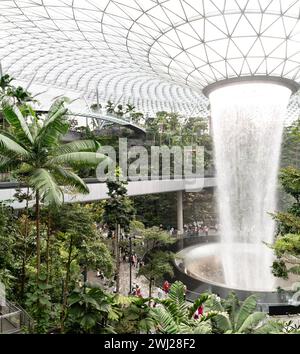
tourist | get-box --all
[157,287,164,300]
[163,280,171,294]
[204,225,209,242]
[135,285,142,297]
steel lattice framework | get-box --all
[1,0,300,118]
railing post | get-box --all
[177,190,184,236]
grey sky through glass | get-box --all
[1,0,300,118]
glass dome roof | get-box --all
[1,0,300,118]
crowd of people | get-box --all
[183,221,219,237]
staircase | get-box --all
[0,300,33,334]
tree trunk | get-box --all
[149,278,153,298]
[46,211,51,285]
[115,224,120,294]
[36,190,41,281]
[20,187,30,300]
[83,265,88,294]
[61,234,74,332]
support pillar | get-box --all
[177,190,184,236]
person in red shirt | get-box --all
[135,285,142,297]
[163,280,171,294]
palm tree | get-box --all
[0,98,105,279]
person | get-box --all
[157,287,164,300]
[130,286,136,296]
[97,270,104,280]
[130,254,135,267]
[204,225,209,236]
[135,285,142,297]
[163,280,171,294]
[204,225,209,242]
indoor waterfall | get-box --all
[209,83,291,291]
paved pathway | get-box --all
[88,261,160,298]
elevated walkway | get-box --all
[0,177,217,209]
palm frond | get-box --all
[1,101,33,144]
[153,307,178,334]
[237,312,267,333]
[53,166,89,194]
[235,295,257,330]
[0,133,29,157]
[37,99,69,146]
[43,98,68,129]
[168,281,186,307]
[29,168,63,206]
[50,152,107,167]
[0,154,21,173]
[53,140,100,155]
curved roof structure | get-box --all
[1,0,300,118]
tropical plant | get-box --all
[271,167,300,281]
[206,292,270,334]
[0,97,105,279]
[25,275,53,333]
[103,167,135,293]
[49,203,114,329]
[66,286,120,334]
[153,281,216,334]
[138,250,174,298]
[114,296,156,334]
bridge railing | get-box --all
[0,300,33,334]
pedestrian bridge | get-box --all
[0,177,217,210]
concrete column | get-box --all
[177,190,184,235]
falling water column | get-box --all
[208,82,292,291]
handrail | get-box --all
[0,300,33,334]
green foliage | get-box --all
[133,193,177,228]
[80,239,114,278]
[146,112,213,168]
[114,296,156,334]
[138,250,174,286]
[25,275,53,333]
[0,74,34,106]
[273,234,300,258]
[66,287,119,334]
[206,293,268,334]
[0,98,105,206]
[141,226,176,252]
[272,260,289,279]
[280,167,300,203]
[153,282,215,334]
[271,151,300,281]
[103,167,135,235]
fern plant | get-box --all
[153,281,218,334]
